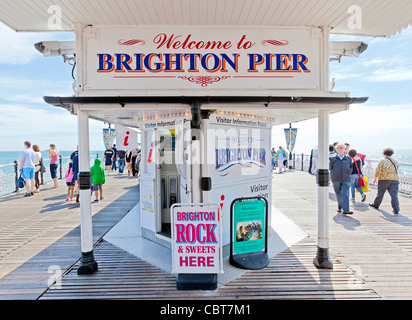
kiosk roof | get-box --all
[1,0,411,37]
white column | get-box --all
[77,109,98,274]
[313,109,333,269]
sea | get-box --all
[0,150,105,197]
[1,149,412,167]
[0,150,105,166]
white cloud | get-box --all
[0,75,73,103]
[0,103,106,151]
[365,68,412,82]
[0,23,73,65]
[272,104,412,155]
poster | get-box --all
[232,198,266,255]
[171,204,222,274]
[284,128,298,152]
[102,128,116,149]
[207,121,271,185]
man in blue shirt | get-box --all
[19,141,35,197]
[329,144,353,214]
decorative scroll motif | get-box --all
[118,39,146,46]
[262,40,289,46]
[178,76,230,87]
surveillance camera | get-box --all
[329,41,368,58]
[34,40,75,57]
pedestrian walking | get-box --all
[330,144,353,215]
[65,162,75,201]
[90,158,105,203]
[369,148,400,214]
[126,149,132,176]
[328,144,336,160]
[117,149,126,174]
[19,141,36,197]
[111,144,118,172]
[348,149,366,203]
[47,144,59,188]
[104,145,115,175]
[344,142,350,155]
[33,144,42,193]
[277,146,287,173]
[72,152,80,203]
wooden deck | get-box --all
[3,169,412,300]
[0,174,140,299]
[40,238,379,300]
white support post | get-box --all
[176,102,217,290]
[77,109,98,274]
[313,109,333,269]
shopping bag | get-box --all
[358,175,366,187]
[356,176,369,193]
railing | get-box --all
[0,155,99,197]
[292,153,412,196]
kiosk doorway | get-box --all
[157,129,179,238]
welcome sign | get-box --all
[83,26,321,93]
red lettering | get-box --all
[207,256,214,267]
[206,224,218,243]
[153,33,233,50]
[176,224,186,242]
[198,256,206,267]
[179,256,214,267]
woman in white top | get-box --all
[33,144,42,193]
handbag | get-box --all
[353,158,365,187]
[17,174,25,189]
[357,176,369,193]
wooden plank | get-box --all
[39,238,381,300]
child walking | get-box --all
[90,158,105,203]
[65,162,75,201]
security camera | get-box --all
[34,40,76,64]
[329,41,368,61]
[34,40,75,57]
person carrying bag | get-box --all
[348,149,367,202]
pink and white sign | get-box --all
[171,203,222,274]
[82,26,322,94]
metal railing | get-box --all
[0,156,70,197]
[292,153,412,196]
[0,155,100,197]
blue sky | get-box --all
[272,26,412,155]
[1,23,411,154]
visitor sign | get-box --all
[230,197,269,270]
[171,203,223,274]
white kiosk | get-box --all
[42,25,368,282]
[41,25,368,287]
[18,0,412,289]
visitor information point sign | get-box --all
[171,203,223,274]
[230,197,269,270]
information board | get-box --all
[230,197,269,270]
[171,203,223,274]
